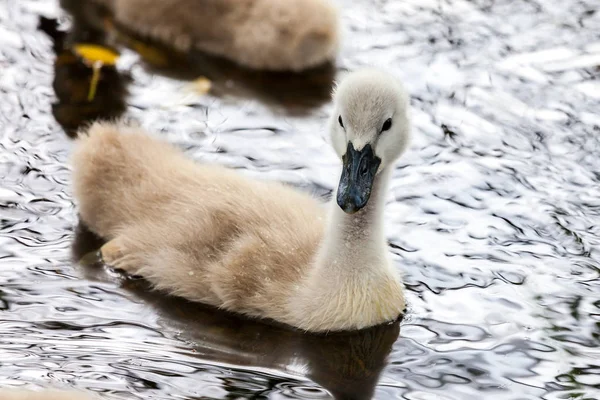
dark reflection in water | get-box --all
[145,52,337,114]
[72,222,401,400]
[39,14,129,137]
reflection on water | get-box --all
[1,0,600,399]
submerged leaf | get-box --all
[103,17,168,66]
[133,41,169,66]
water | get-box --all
[1,0,599,399]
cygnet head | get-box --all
[329,68,411,214]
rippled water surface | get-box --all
[1,0,600,399]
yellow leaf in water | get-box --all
[190,76,212,95]
[73,44,119,65]
[102,18,168,67]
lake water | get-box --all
[1,0,599,399]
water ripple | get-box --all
[1,0,600,399]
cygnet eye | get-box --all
[381,118,392,132]
[338,115,344,128]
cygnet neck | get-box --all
[319,167,391,272]
[295,165,402,332]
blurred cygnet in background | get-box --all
[91,0,340,71]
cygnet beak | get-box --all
[336,142,381,214]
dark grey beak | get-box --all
[336,142,381,214]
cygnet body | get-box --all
[92,0,339,71]
[72,69,410,332]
